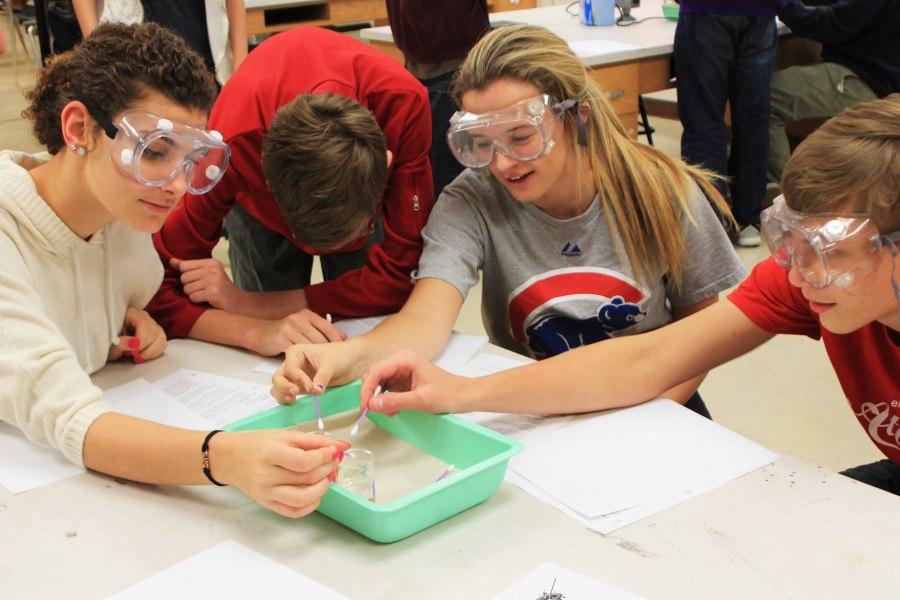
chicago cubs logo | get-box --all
[507,267,648,359]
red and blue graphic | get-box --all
[508,267,649,359]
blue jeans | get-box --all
[420,71,466,198]
[675,14,777,228]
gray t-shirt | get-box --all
[414,168,746,359]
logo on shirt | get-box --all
[507,267,648,359]
[856,401,900,452]
[561,242,583,257]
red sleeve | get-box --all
[304,89,433,317]
[146,137,253,337]
[727,256,822,339]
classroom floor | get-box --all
[0,28,883,474]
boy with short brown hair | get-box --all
[149,26,434,357]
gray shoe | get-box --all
[736,225,761,247]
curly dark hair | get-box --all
[24,22,218,154]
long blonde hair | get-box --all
[452,24,732,289]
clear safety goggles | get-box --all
[80,98,230,195]
[761,195,900,289]
[446,94,586,168]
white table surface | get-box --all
[360,0,791,68]
[2,338,898,599]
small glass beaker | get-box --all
[337,448,376,502]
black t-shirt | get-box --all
[142,0,216,74]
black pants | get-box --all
[684,391,712,420]
[841,460,900,495]
[419,71,465,199]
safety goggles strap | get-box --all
[76,96,119,140]
[554,99,587,147]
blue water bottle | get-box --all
[581,0,616,26]
[581,0,595,25]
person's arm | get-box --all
[188,307,345,357]
[360,300,774,415]
[224,0,248,71]
[271,278,465,398]
[654,296,717,403]
[302,88,434,318]
[83,413,348,518]
[169,256,310,320]
[72,0,99,37]
[778,0,888,45]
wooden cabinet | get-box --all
[588,62,639,137]
[247,0,538,37]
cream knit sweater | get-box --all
[0,151,164,466]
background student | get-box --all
[386,0,491,197]
[350,96,900,495]
[768,0,899,185]
[271,24,745,418]
[673,0,780,247]
[148,26,434,357]
[72,0,248,84]
[0,23,346,518]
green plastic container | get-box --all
[662,1,679,21]
[225,380,523,543]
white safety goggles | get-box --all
[81,98,230,194]
[446,94,586,168]
[761,195,900,289]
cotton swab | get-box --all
[313,383,325,431]
[350,385,380,436]
[435,465,456,482]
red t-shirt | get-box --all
[149,27,433,337]
[729,257,900,465]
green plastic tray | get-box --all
[225,380,522,543]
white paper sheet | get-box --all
[255,323,486,380]
[568,39,637,58]
[493,562,643,600]
[154,370,279,428]
[0,422,84,494]
[459,352,529,377]
[108,540,351,599]
[434,333,488,374]
[103,379,215,430]
[511,400,778,519]
[334,315,387,338]
[252,358,281,375]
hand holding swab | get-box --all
[351,385,380,436]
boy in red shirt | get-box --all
[149,26,433,356]
[279,96,900,494]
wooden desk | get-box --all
[361,0,815,137]
[3,339,899,598]
[245,0,537,37]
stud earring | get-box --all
[70,144,87,157]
